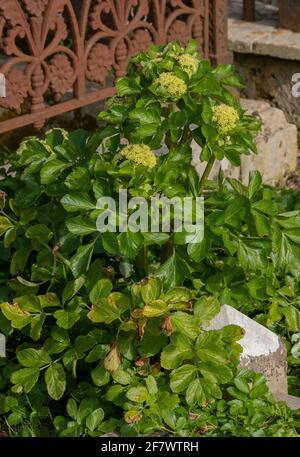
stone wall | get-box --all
[233,53,300,139]
[228,17,300,144]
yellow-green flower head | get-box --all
[121,144,157,169]
[158,72,187,101]
[177,54,199,77]
[142,183,152,193]
[212,104,239,135]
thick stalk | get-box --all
[161,235,174,263]
[136,246,148,276]
[198,156,215,195]
[180,125,191,145]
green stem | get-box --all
[198,156,215,195]
[180,125,190,145]
[136,246,148,276]
[166,103,178,150]
[161,235,174,263]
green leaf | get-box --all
[13,294,41,312]
[282,306,300,332]
[11,368,39,393]
[129,107,160,125]
[186,378,205,406]
[61,194,95,212]
[65,167,91,192]
[118,231,143,259]
[66,217,96,235]
[156,253,189,289]
[158,391,179,429]
[87,298,120,324]
[171,312,199,340]
[45,363,66,400]
[139,332,168,358]
[249,381,268,399]
[162,287,193,304]
[161,339,193,370]
[91,364,110,387]
[126,386,148,403]
[116,77,141,96]
[66,398,78,420]
[0,216,13,236]
[170,364,197,393]
[202,100,212,124]
[238,237,270,271]
[102,232,119,255]
[85,344,110,363]
[143,300,167,317]
[54,309,81,329]
[17,348,51,368]
[201,124,217,141]
[196,348,227,365]
[201,378,222,400]
[200,362,233,384]
[39,293,61,308]
[145,375,158,395]
[25,224,53,242]
[248,171,262,200]
[187,237,210,262]
[272,224,300,276]
[112,369,132,386]
[224,196,250,228]
[227,178,248,197]
[40,159,70,185]
[74,335,96,357]
[70,243,94,278]
[194,296,221,325]
[86,408,104,432]
[10,246,32,275]
[0,302,31,329]
[89,279,113,303]
[4,227,17,247]
[30,313,46,341]
[141,277,162,303]
[221,325,245,343]
[234,376,250,394]
[62,276,86,304]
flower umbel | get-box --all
[212,104,239,135]
[177,54,199,77]
[121,144,157,169]
[157,72,187,101]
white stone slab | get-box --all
[205,304,288,397]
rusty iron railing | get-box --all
[0,0,232,134]
[243,0,256,21]
[243,0,300,32]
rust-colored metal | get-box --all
[0,0,232,134]
[243,0,256,21]
[279,0,300,32]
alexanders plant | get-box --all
[0,41,299,437]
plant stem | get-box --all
[198,156,215,195]
[136,246,148,276]
[180,125,190,145]
[161,235,174,263]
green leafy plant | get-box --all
[0,41,299,437]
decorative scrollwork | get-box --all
[49,54,75,101]
[0,0,231,133]
[0,68,30,113]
